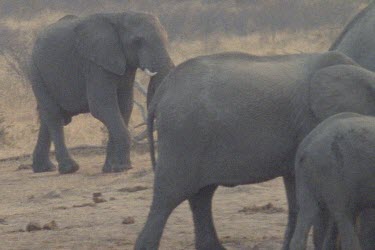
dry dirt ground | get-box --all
[0,146,314,250]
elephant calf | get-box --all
[290,113,375,250]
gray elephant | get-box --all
[29,12,174,174]
[135,51,375,249]
[290,112,375,250]
[328,2,375,248]
[330,1,375,71]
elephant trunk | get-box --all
[146,56,174,108]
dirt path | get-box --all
[0,148,313,250]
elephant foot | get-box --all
[102,161,132,173]
[58,159,79,174]
[32,160,57,173]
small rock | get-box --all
[92,192,107,203]
[43,220,58,230]
[26,222,42,232]
[122,217,135,225]
[109,197,116,201]
[93,197,107,203]
[93,192,102,198]
[0,218,7,225]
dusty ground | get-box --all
[0,145,316,250]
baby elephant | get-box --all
[290,112,375,250]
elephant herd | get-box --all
[26,2,375,250]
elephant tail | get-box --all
[147,105,157,171]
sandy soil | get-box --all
[0,145,316,250]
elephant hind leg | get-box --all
[30,65,78,174]
[189,185,225,250]
[334,212,361,250]
[32,120,56,173]
[289,188,319,250]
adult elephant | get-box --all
[30,12,174,174]
[329,2,375,249]
[135,51,375,250]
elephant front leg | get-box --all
[102,119,132,173]
[87,71,132,173]
[32,120,56,173]
[101,130,131,173]
[282,174,298,250]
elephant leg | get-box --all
[313,208,338,249]
[102,138,114,173]
[101,80,134,173]
[322,217,339,250]
[117,81,134,126]
[289,191,319,250]
[30,66,78,174]
[96,113,131,173]
[32,120,56,173]
[282,174,298,250]
[188,185,224,250]
[86,68,131,173]
[333,212,361,250]
[358,209,375,250]
[47,119,79,174]
[135,176,186,250]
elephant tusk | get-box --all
[144,68,158,77]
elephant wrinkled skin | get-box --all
[30,12,173,174]
[135,51,375,249]
[290,113,375,250]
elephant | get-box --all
[290,112,375,250]
[330,1,375,71]
[135,51,375,250]
[327,2,375,248]
[29,12,174,174]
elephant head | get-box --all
[74,12,174,105]
[309,64,375,122]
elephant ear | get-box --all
[309,64,375,121]
[74,15,126,75]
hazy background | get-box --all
[0,0,370,157]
